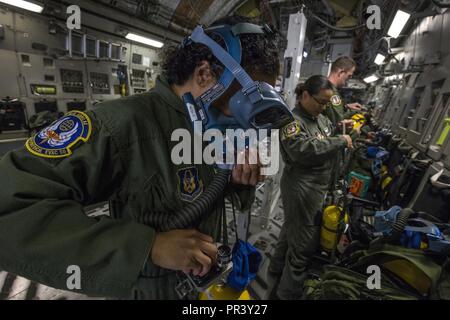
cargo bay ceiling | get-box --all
[39,0,442,77]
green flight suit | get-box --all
[322,88,360,188]
[272,106,348,300]
[322,88,358,128]
[0,75,253,300]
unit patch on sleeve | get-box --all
[331,94,342,107]
[178,167,204,202]
[26,111,92,159]
[281,121,301,141]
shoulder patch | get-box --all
[331,94,342,107]
[281,121,301,141]
[178,167,203,202]
[26,111,92,159]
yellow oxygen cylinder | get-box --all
[320,206,348,252]
[199,284,251,300]
[120,84,127,97]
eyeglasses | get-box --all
[311,95,330,106]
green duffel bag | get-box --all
[436,264,450,300]
[304,244,450,300]
[303,265,420,300]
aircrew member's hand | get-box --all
[232,149,264,186]
[348,103,363,111]
[339,119,355,133]
[367,131,377,140]
[341,134,354,149]
[151,229,217,277]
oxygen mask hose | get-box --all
[145,168,231,232]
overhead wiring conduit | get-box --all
[432,0,450,8]
[309,11,366,32]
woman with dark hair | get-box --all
[0,16,280,300]
[269,75,355,299]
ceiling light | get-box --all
[387,10,411,39]
[364,75,380,83]
[374,53,386,65]
[0,0,43,13]
[125,33,164,48]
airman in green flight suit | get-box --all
[0,16,280,300]
[269,76,357,299]
[324,56,363,127]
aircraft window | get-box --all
[111,44,122,61]
[71,33,83,56]
[99,41,110,58]
[86,37,97,57]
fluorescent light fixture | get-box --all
[387,10,411,39]
[125,33,164,48]
[364,75,380,83]
[374,53,386,65]
[0,0,43,13]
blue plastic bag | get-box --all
[227,240,262,291]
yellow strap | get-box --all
[436,118,450,146]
